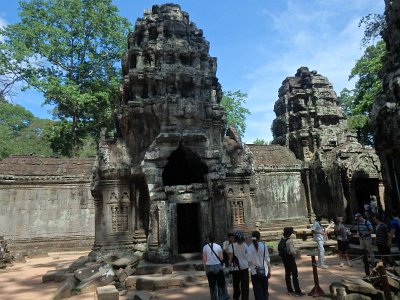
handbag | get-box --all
[255,243,266,278]
[230,244,240,272]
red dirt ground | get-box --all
[0,251,370,300]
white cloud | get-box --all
[0,15,7,42]
[0,15,7,29]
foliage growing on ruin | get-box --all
[221,90,250,137]
[253,138,267,145]
[340,14,386,145]
[0,0,131,157]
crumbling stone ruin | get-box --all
[0,236,13,269]
[91,3,229,262]
[272,67,383,221]
[371,0,400,209]
[0,3,392,265]
[90,4,311,263]
[272,67,348,161]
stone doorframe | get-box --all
[141,133,226,262]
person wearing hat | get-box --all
[228,230,249,300]
[248,230,271,300]
[281,227,305,296]
[311,216,328,269]
[355,213,376,266]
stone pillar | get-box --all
[97,180,134,250]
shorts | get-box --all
[337,240,349,252]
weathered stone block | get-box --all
[125,276,137,288]
[74,263,103,282]
[96,286,119,300]
[124,264,135,276]
[135,263,172,275]
[115,268,128,282]
[54,272,74,283]
[112,255,140,269]
[67,256,89,272]
[42,270,60,283]
[136,275,184,291]
[341,278,377,295]
[343,293,371,300]
[53,277,76,300]
[127,290,158,300]
[76,267,115,294]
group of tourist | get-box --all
[202,230,271,300]
[311,207,400,271]
[202,203,400,300]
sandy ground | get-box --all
[0,251,369,300]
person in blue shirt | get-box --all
[355,213,375,266]
[389,211,400,252]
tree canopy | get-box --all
[253,138,267,145]
[0,100,54,159]
[220,90,250,137]
[339,14,386,145]
[0,0,131,156]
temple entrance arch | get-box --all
[162,145,208,186]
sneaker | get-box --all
[319,264,328,269]
[339,262,344,267]
[287,291,295,295]
[295,292,306,297]
[347,261,353,267]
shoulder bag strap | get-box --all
[209,243,223,264]
[231,243,241,270]
[261,242,265,267]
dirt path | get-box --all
[0,252,368,300]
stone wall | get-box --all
[0,156,95,255]
[248,145,309,225]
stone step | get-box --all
[135,270,207,291]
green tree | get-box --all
[339,15,386,145]
[0,101,53,159]
[0,0,131,156]
[221,90,250,137]
[253,138,267,145]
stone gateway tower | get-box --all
[91,4,227,262]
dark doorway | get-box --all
[353,178,379,212]
[177,203,201,253]
[162,146,208,186]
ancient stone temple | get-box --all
[91,4,229,262]
[371,0,400,210]
[272,67,383,220]
[272,67,348,161]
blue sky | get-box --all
[0,0,385,143]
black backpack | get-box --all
[278,237,288,258]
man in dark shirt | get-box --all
[373,215,392,266]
